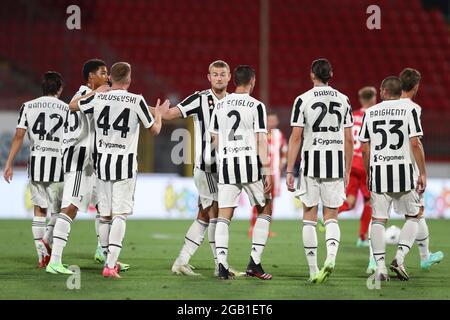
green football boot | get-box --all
[46,262,74,275]
[420,251,444,271]
[315,261,335,284]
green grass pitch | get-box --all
[0,219,448,300]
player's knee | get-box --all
[303,216,318,222]
[34,206,47,217]
[61,204,78,219]
[197,207,210,222]
[303,210,318,222]
[207,201,219,219]
[260,205,272,216]
[346,196,356,209]
[323,212,338,221]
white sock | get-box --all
[324,219,340,265]
[98,217,111,257]
[215,217,230,270]
[95,214,101,247]
[396,217,419,266]
[43,213,58,247]
[251,214,271,265]
[177,219,208,265]
[50,213,72,265]
[371,221,386,269]
[303,220,319,277]
[416,217,430,261]
[107,215,127,269]
[368,219,374,260]
[32,216,46,262]
[208,218,218,267]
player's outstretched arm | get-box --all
[69,85,110,111]
[344,127,354,186]
[3,128,26,183]
[286,126,303,192]
[410,137,427,193]
[149,99,170,135]
[156,104,182,121]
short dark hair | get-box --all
[381,76,402,97]
[311,58,332,84]
[399,68,421,92]
[42,71,63,95]
[233,65,255,86]
[82,59,107,81]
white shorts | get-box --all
[193,167,218,210]
[419,192,424,208]
[295,175,346,208]
[29,181,64,213]
[371,190,421,219]
[61,171,96,212]
[90,181,99,206]
[218,180,271,209]
[96,177,136,216]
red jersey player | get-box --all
[338,87,377,247]
[248,111,287,237]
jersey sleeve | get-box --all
[78,94,96,114]
[408,107,423,138]
[343,96,354,128]
[136,97,155,129]
[358,111,370,142]
[70,89,87,103]
[254,103,268,133]
[209,107,219,135]
[176,93,200,118]
[16,104,28,129]
[290,95,305,127]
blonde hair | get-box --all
[208,60,230,73]
[110,62,131,83]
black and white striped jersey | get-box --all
[291,86,353,179]
[62,85,95,173]
[358,99,423,193]
[17,96,68,182]
[78,89,155,181]
[209,93,267,184]
[177,89,224,173]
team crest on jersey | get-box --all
[207,95,214,109]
